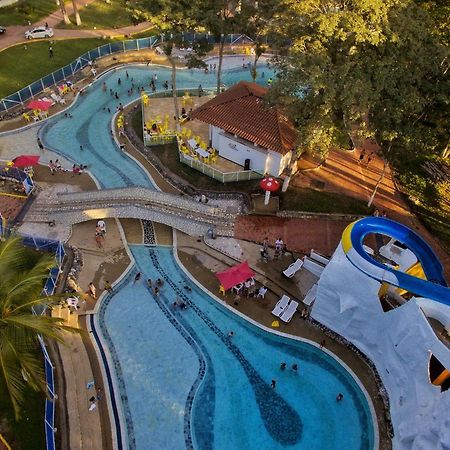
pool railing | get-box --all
[0,32,259,113]
[179,151,262,183]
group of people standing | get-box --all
[260,236,287,262]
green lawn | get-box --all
[0,38,104,98]
[0,0,60,26]
[279,187,373,215]
[58,0,137,29]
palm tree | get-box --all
[0,237,77,419]
[72,0,82,26]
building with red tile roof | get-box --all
[190,81,297,176]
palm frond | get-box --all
[0,237,29,276]
[3,315,81,343]
[0,335,28,419]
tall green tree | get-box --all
[239,0,279,81]
[193,0,242,93]
[0,237,76,419]
[72,0,82,26]
[269,0,449,159]
[58,0,70,25]
[128,0,198,126]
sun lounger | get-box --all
[280,300,299,323]
[271,294,290,317]
[282,258,303,278]
[155,46,165,55]
[302,258,325,277]
[303,284,317,306]
[310,250,329,266]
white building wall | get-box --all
[210,126,284,176]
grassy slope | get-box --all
[0,38,104,98]
[58,0,135,29]
[0,0,60,26]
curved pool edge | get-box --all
[88,220,136,450]
[172,231,380,449]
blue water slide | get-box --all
[343,217,450,306]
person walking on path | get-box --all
[358,150,366,164]
[365,152,374,168]
[48,45,53,58]
[37,137,44,152]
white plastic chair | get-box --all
[303,284,318,306]
[280,300,299,323]
[282,258,303,278]
[271,295,290,317]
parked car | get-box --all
[25,27,54,39]
[0,26,6,34]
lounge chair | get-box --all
[303,258,325,277]
[310,250,329,266]
[155,46,165,55]
[303,284,318,306]
[51,92,66,104]
[280,300,299,323]
[282,258,303,278]
[271,294,290,317]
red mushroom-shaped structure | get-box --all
[260,177,280,205]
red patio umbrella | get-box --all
[260,177,280,205]
[12,155,40,168]
[27,99,53,111]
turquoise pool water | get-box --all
[40,63,273,189]
[99,245,375,450]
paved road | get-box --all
[0,0,151,51]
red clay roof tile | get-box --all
[190,81,297,155]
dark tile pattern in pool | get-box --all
[145,285,214,450]
[97,269,137,449]
[39,115,151,189]
[146,247,303,446]
[142,220,156,245]
[256,332,374,449]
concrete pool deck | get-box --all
[0,55,402,448]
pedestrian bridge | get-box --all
[26,187,237,237]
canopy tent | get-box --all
[27,99,52,111]
[215,261,255,291]
[12,155,40,168]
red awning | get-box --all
[12,155,40,167]
[215,261,255,291]
[27,99,53,111]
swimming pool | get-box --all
[97,245,375,450]
[40,62,274,189]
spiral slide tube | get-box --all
[341,217,450,306]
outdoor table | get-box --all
[195,147,209,158]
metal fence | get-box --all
[0,33,256,113]
[179,152,262,183]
